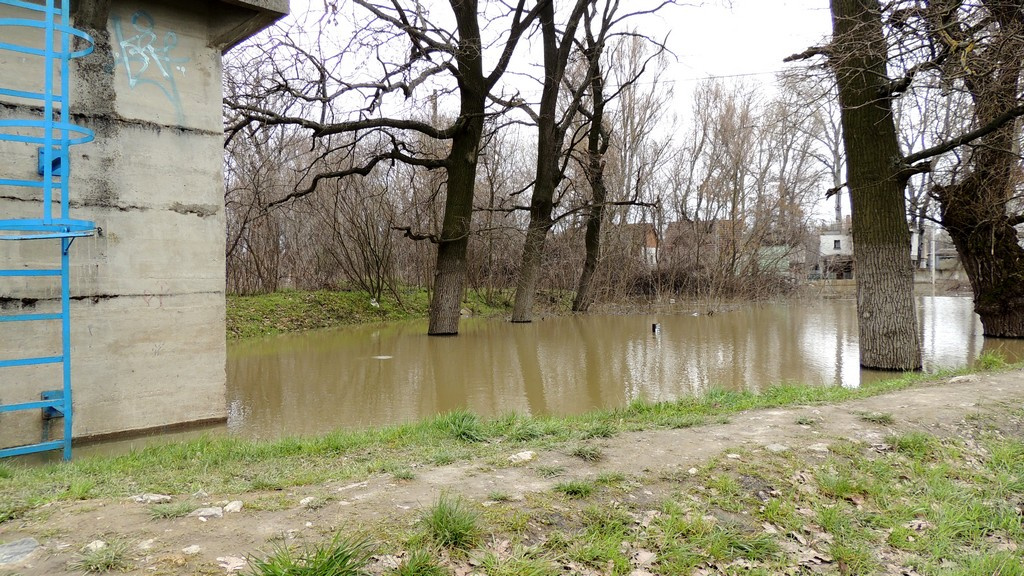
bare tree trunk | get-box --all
[428,2,487,335]
[573,168,606,312]
[511,223,551,322]
[573,47,610,313]
[510,1,587,323]
[831,0,921,370]
[934,0,1024,337]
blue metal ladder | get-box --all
[0,0,96,460]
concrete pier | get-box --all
[0,0,287,448]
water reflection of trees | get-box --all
[226,299,1017,438]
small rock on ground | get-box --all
[190,507,224,519]
[0,538,39,565]
[508,451,536,464]
[133,493,172,504]
[84,540,107,553]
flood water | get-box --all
[223,296,1024,441]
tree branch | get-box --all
[225,100,460,140]
[902,102,1024,166]
[392,226,440,243]
[784,45,831,62]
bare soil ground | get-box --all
[1,369,1022,575]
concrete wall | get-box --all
[0,0,286,448]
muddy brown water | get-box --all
[55,295,1021,460]
[220,295,1022,440]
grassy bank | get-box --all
[0,364,988,518]
[1,361,1022,575]
[2,359,1023,575]
[226,288,516,339]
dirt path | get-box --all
[2,369,1022,575]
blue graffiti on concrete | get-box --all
[112,10,189,123]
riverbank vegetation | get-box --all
[0,358,1006,519]
[1,360,1021,575]
[250,423,1024,576]
[226,288,524,339]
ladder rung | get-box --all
[0,313,62,323]
[0,399,63,413]
[0,231,92,240]
[0,179,45,188]
[0,269,61,277]
[0,87,48,101]
[0,356,62,368]
[1,0,64,14]
[0,440,65,459]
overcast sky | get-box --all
[669,0,832,82]
[279,0,841,219]
[284,0,835,88]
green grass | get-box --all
[859,411,895,424]
[975,349,1009,371]
[580,422,617,439]
[392,549,447,576]
[66,479,96,500]
[535,465,565,478]
[244,534,374,576]
[569,444,603,462]
[436,409,485,443]
[68,539,132,573]
[479,548,558,576]
[226,289,427,339]
[391,468,415,481]
[554,480,595,498]
[226,287,516,339]
[148,500,195,520]
[421,493,479,550]
[888,431,944,460]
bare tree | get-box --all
[226,0,546,335]
[828,0,922,370]
[655,80,823,302]
[314,175,400,302]
[788,0,1024,368]
[509,0,593,323]
[922,0,1024,336]
[501,0,674,322]
[571,9,613,313]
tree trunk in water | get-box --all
[830,0,921,369]
[572,200,603,313]
[511,1,584,322]
[934,1,1024,337]
[573,50,609,313]
[941,179,1024,336]
[427,1,486,336]
[511,221,552,322]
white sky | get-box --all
[283,0,834,90]
[277,0,841,219]
[668,0,832,83]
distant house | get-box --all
[811,222,965,281]
[810,216,855,280]
[607,222,659,269]
[819,231,853,258]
